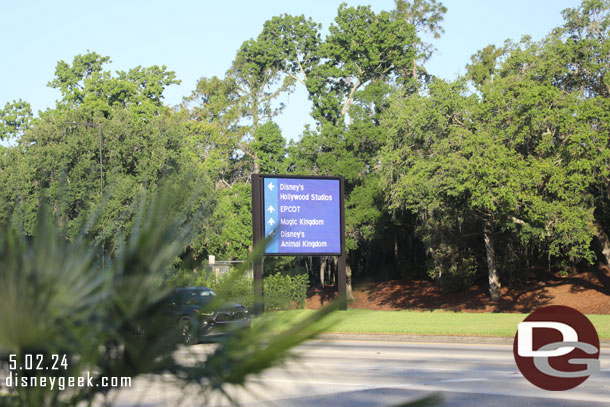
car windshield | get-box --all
[180,289,217,306]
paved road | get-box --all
[108,339,610,407]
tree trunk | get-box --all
[346,254,355,302]
[594,221,610,265]
[320,257,327,288]
[304,256,312,281]
[332,256,338,286]
[483,220,501,301]
[394,228,399,264]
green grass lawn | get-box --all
[258,309,610,339]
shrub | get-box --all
[198,270,255,308]
[264,272,309,310]
[427,244,479,293]
[164,268,309,311]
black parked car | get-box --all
[167,287,250,344]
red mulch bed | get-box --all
[306,265,610,314]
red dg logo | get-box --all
[513,305,600,391]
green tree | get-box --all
[308,4,416,125]
[227,39,294,173]
[549,0,610,264]
[393,0,448,80]
[0,100,32,142]
[257,14,322,89]
[381,0,610,298]
[380,79,510,297]
[47,51,111,107]
[279,4,418,287]
[182,75,247,187]
[48,52,180,118]
[251,121,287,174]
[199,182,252,261]
[5,108,200,246]
[1,53,197,259]
[465,44,504,87]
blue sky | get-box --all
[1,0,579,141]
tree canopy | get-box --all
[2,0,610,301]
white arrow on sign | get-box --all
[267,205,275,213]
[267,218,275,226]
[267,182,275,191]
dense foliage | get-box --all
[2,0,610,302]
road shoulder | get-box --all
[317,333,610,348]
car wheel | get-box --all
[179,317,196,345]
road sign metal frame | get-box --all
[251,174,346,313]
[258,174,344,256]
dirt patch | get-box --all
[306,265,610,314]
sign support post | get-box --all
[337,254,346,301]
[337,180,346,303]
[251,174,265,315]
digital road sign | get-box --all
[258,176,343,255]
[251,174,346,312]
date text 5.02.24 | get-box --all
[9,354,68,371]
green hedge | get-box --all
[263,272,308,310]
[164,269,308,310]
[203,272,254,308]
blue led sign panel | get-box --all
[263,177,341,255]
